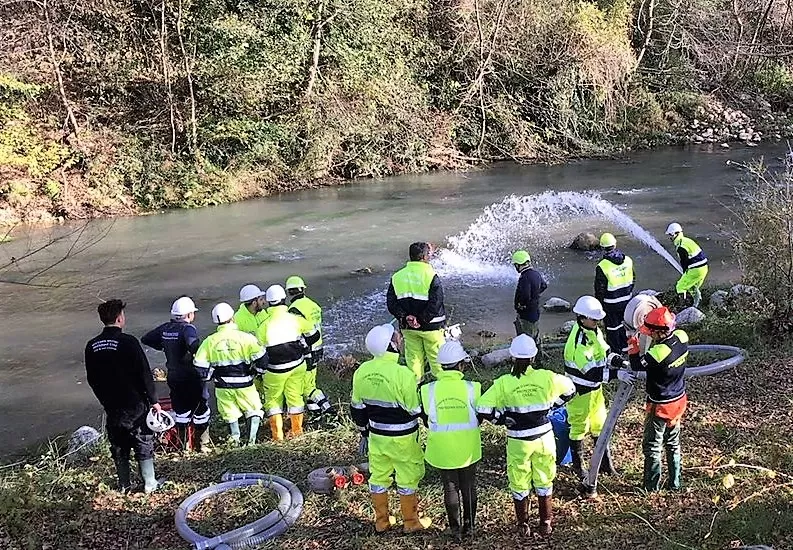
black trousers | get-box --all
[107,421,154,462]
[604,304,628,352]
[440,463,477,530]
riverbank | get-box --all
[3,0,793,226]
[2,332,791,550]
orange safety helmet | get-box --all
[640,306,676,335]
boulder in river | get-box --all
[352,267,373,275]
[676,307,705,326]
[708,289,729,309]
[481,348,511,367]
[559,320,575,335]
[569,232,599,251]
[543,297,572,312]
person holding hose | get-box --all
[141,296,210,452]
[387,242,446,381]
[420,340,481,537]
[286,275,334,417]
[665,223,708,308]
[564,296,634,484]
[477,335,576,536]
[193,303,266,445]
[351,324,430,533]
[255,284,318,441]
[629,306,689,492]
[512,250,548,361]
[594,233,634,353]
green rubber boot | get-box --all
[138,459,159,494]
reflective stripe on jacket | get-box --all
[633,329,688,404]
[675,235,708,270]
[563,322,611,395]
[420,370,481,469]
[193,323,266,389]
[597,255,634,304]
[350,352,421,437]
[288,295,323,351]
[255,305,314,373]
[476,369,575,441]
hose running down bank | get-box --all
[174,473,303,550]
[585,344,746,490]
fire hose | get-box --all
[584,344,746,492]
[174,473,303,550]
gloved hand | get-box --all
[617,369,637,384]
[627,335,640,356]
[358,435,369,456]
[608,352,629,369]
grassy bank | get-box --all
[2,0,793,224]
[2,329,791,550]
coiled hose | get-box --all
[174,473,303,550]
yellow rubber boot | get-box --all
[371,493,396,533]
[288,413,304,438]
[399,493,432,532]
[269,414,284,441]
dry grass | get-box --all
[1,347,792,549]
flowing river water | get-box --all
[0,144,787,455]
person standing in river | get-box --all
[141,296,210,452]
[665,223,708,308]
[85,299,161,493]
[512,250,548,363]
[387,242,447,381]
[594,233,634,353]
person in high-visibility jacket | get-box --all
[255,284,317,441]
[476,335,576,536]
[594,233,634,353]
[564,296,634,482]
[629,306,689,491]
[419,340,481,537]
[234,284,270,402]
[351,324,430,533]
[193,302,266,445]
[234,284,268,334]
[387,242,446,381]
[666,222,708,308]
[285,275,334,416]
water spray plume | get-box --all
[445,191,683,274]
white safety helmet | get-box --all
[146,409,175,433]
[437,340,469,365]
[665,222,683,236]
[365,324,395,357]
[509,334,538,359]
[573,295,606,320]
[211,302,235,324]
[239,284,265,303]
[265,284,287,304]
[170,296,197,317]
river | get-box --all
[0,144,786,455]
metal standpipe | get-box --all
[585,344,747,492]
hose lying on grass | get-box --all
[174,473,303,550]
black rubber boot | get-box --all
[569,439,587,480]
[113,455,131,493]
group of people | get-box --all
[84,276,332,493]
[83,221,708,537]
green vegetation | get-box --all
[1,0,792,222]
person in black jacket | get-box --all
[142,296,209,452]
[85,299,160,493]
[511,250,548,362]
